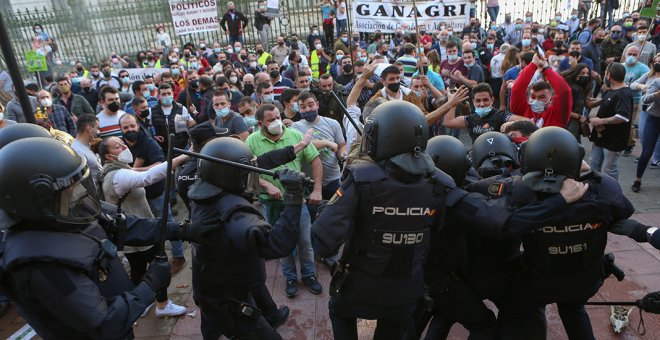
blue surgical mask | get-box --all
[308,75,313,83]
[293,102,300,112]
[214,48,222,53]
[490,25,497,31]
[235,47,241,53]
[244,115,258,126]
[172,68,180,76]
[342,37,348,43]
[487,43,494,50]
[522,39,531,47]
[147,84,156,91]
[515,24,523,30]
[464,62,474,68]
[190,62,198,69]
[448,54,458,61]
[471,42,477,50]
[121,76,130,84]
[301,110,318,122]
[474,106,492,117]
[626,55,638,64]
[216,107,230,118]
[336,55,343,61]
[528,99,547,113]
[161,95,174,106]
[360,57,368,62]
[571,14,578,20]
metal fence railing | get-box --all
[0,0,645,76]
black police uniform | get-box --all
[494,172,634,340]
[0,203,180,339]
[184,137,305,339]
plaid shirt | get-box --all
[48,104,76,136]
[506,29,523,47]
[342,75,381,109]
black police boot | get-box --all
[266,306,290,329]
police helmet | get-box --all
[361,101,429,161]
[471,131,519,178]
[190,137,256,199]
[0,137,100,225]
[520,126,585,193]
[426,136,470,186]
[0,123,52,149]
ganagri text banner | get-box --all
[169,0,220,36]
[351,0,470,33]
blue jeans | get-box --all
[148,192,184,258]
[589,145,622,180]
[638,110,660,162]
[336,19,347,37]
[229,34,244,46]
[637,114,660,179]
[262,202,315,281]
[487,6,500,22]
[600,5,613,29]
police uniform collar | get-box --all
[388,151,435,175]
[188,178,224,200]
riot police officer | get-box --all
[184,137,307,339]
[469,131,520,179]
[311,102,588,339]
[0,122,52,149]
[414,135,497,340]
[492,127,634,340]
[0,137,173,339]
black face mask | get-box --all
[82,87,91,92]
[76,66,83,72]
[269,70,280,79]
[387,82,401,92]
[102,71,111,78]
[184,53,191,58]
[138,109,150,119]
[420,66,429,74]
[123,130,140,143]
[107,101,120,113]
[576,75,590,86]
[654,63,660,72]
[594,38,604,44]
[256,49,263,54]
[189,79,199,88]
[554,40,563,48]
[343,64,353,74]
[243,83,254,94]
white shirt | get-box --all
[344,105,364,152]
[490,53,505,79]
[112,162,168,196]
[336,2,347,20]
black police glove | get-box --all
[142,257,171,292]
[609,219,650,243]
[638,291,660,314]
[278,169,305,205]
[169,221,191,241]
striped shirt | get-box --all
[97,110,125,138]
[397,54,418,78]
[272,77,295,102]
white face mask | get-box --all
[40,98,53,107]
[267,119,283,135]
[117,148,133,164]
[0,111,4,121]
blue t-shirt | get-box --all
[624,62,650,103]
[558,56,594,73]
[411,69,446,91]
[503,66,521,82]
[321,4,335,20]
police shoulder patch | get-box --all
[488,182,504,197]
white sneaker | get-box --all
[155,300,187,317]
[141,302,154,318]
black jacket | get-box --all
[220,10,248,36]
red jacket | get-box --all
[510,63,572,128]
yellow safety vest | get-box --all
[258,52,272,67]
[142,59,161,68]
[310,51,329,79]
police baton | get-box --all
[172,148,315,185]
[158,133,175,258]
[329,90,362,136]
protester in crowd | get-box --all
[220,1,248,45]
[561,63,596,141]
[254,1,272,49]
[54,76,95,118]
[623,46,651,155]
[36,89,76,136]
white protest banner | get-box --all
[265,0,280,17]
[352,0,469,33]
[113,68,170,82]
[169,0,220,36]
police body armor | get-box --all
[190,192,268,308]
[0,223,134,338]
[338,162,453,307]
[508,173,616,299]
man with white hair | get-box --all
[36,89,76,135]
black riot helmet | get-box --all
[0,123,52,149]
[361,101,429,161]
[471,131,519,178]
[0,137,101,225]
[426,135,470,186]
[520,126,585,193]
[190,137,258,199]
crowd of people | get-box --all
[1,1,660,339]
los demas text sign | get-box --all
[169,0,220,35]
[352,0,469,33]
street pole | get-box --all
[0,12,36,123]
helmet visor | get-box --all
[54,168,101,224]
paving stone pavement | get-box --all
[0,134,659,339]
